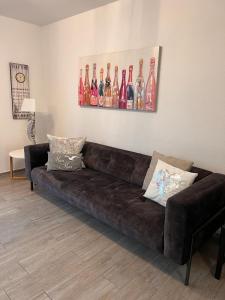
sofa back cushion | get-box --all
[82,142,151,187]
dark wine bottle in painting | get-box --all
[134,59,145,110]
[98,68,104,106]
[119,70,127,109]
[78,68,84,106]
[112,66,119,108]
[126,65,134,110]
[84,64,91,105]
[90,63,98,106]
[104,63,112,107]
[145,57,156,111]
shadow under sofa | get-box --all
[24,141,225,285]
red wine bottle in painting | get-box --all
[134,59,145,110]
[126,65,134,110]
[104,63,112,107]
[145,57,156,111]
[78,68,84,106]
[112,66,119,108]
[98,68,104,106]
[119,70,127,109]
[84,64,91,105]
[90,63,98,106]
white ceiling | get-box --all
[0,0,117,26]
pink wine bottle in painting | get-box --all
[134,59,145,110]
[104,63,112,107]
[126,65,134,110]
[145,57,156,111]
[84,64,91,105]
[112,66,119,108]
[98,68,104,106]
[78,68,84,106]
[119,70,127,109]
[90,63,98,106]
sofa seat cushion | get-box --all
[119,199,165,252]
[31,166,165,252]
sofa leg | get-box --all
[30,181,34,191]
[215,225,225,280]
[185,238,194,286]
[185,257,192,286]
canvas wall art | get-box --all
[78,46,161,112]
[9,63,30,119]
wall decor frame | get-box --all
[9,62,30,119]
[78,46,161,112]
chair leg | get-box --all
[30,181,34,191]
[215,225,225,280]
[10,156,14,179]
[185,237,194,286]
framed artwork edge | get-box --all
[9,62,30,120]
[78,45,162,113]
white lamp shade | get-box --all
[21,98,36,112]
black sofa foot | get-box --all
[30,181,34,191]
[215,225,225,280]
[185,258,192,286]
[184,238,194,286]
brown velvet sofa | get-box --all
[24,142,225,285]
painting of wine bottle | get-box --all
[145,57,156,111]
[104,63,112,108]
[90,63,98,106]
[98,68,104,106]
[126,65,134,110]
[83,64,91,106]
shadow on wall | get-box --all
[90,0,161,54]
[36,112,54,142]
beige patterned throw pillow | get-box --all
[142,151,193,190]
[144,160,198,207]
[47,134,86,155]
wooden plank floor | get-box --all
[0,173,224,300]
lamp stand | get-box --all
[27,113,36,144]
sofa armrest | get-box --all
[164,173,225,265]
[24,143,49,181]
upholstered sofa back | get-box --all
[24,141,212,187]
[83,142,212,187]
[82,142,151,187]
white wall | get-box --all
[1,0,224,174]
[41,0,225,174]
[0,16,47,173]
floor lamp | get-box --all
[21,98,36,144]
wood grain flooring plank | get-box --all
[31,291,52,300]
[102,247,158,289]
[0,231,56,266]
[5,251,82,300]
[0,260,28,289]
[19,228,91,273]
[47,269,115,300]
[75,231,123,261]
[0,290,10,300]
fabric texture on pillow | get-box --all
[47,152,84,171]
[47,134,86,155]
[142,151,193,190]
[144,160,198,207]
